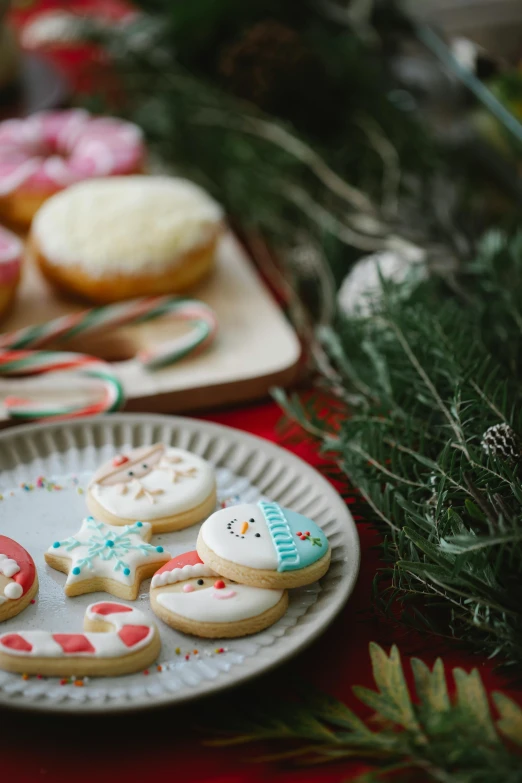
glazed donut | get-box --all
[31,176,224,303]
[0,224,22,321]
[0,109,145,228]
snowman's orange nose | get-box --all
[214,580,226,589]
[240,522,249,534]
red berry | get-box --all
[297,532,302,536]
[305,531,310,536]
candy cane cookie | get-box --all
[0,225,22,322]
[0,110,146,227]
[150,551,288,638]
[0,535,38,623]
[87,444,217,533]
[31,176,224,303]
[0,601,160,677]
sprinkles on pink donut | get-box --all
[0,109,146,227]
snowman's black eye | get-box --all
[255,533,260,537]
[250,518,255,523]
[197,579,204,585]
[128,471,134,477]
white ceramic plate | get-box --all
[0,413,359,713]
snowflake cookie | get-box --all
[45,516,170,600]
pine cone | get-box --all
[481,423,521,462]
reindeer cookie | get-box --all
[150,551,288,638]
[0,536,38,622]
[45,517,170,600]
[197,502,331,589]
[0,601,161,677]
[87,444,217,533]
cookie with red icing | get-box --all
[0,601,160,677]
[0,535,38,623]
[150,551,288,638]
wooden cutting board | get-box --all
[0,232,301,422]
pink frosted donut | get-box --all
[0,224,22,321]
[0,109,146,227]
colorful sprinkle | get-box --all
[22,673,29,681]
[155,546,164,553]
[60,679,68,686]
[157,664,163,672]
[74,680,84,687]
[175,647,181,655]
[30,599,36,605]
[185,654,190,660]
[77,488,84,495]
[143,669,149,676]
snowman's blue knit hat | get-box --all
[258,501,299,572]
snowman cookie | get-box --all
[197,501,331,589]
[45,516,170,600]
[87,444,217,533]
[0,601,161,677]
[150,551,288,638]
[0,536,38,622]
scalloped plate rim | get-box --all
[0,412,360,714]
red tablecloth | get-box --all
[2,5,521,780]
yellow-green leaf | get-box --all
[493,692,522,748]
[453,668,498,744]
[369,643,422,735]
[411,657,450,714]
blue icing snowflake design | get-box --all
[50,516,166,583]
[258,502,328,572]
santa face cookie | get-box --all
[150,551,288,638]
[197,501,331,589]
[0,536,38,622]
[87,444,217,533]
[0,601,161,677]
[45,517,170,600]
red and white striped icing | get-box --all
[0,226,22,286]
[0,110,144,196]
[151,550,216,589]
[0,602,154,658]
[0,536,36,604]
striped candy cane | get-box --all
[0,350,124,421]
[0,296,218,370]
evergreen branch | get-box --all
[205,643,522,781]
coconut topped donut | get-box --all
[31,176,225,302]
[0,109,144,197]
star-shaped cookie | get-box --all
[45,516,170,600]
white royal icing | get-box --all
[151,562,216,589]
[0,603,154,658]
[156,581,283,624]
[3,582,23,600]
[0,554,21,579]
[90,447,215,522]
[32,176,224,277]
[200,503,279,570]
[47,517,170,588]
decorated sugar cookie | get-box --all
[87,444,217,533]
[0,536,38,622]
[150,551,288,638]
[197,502,331,589]
[0,601,160,677]
[45,516,170,600]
